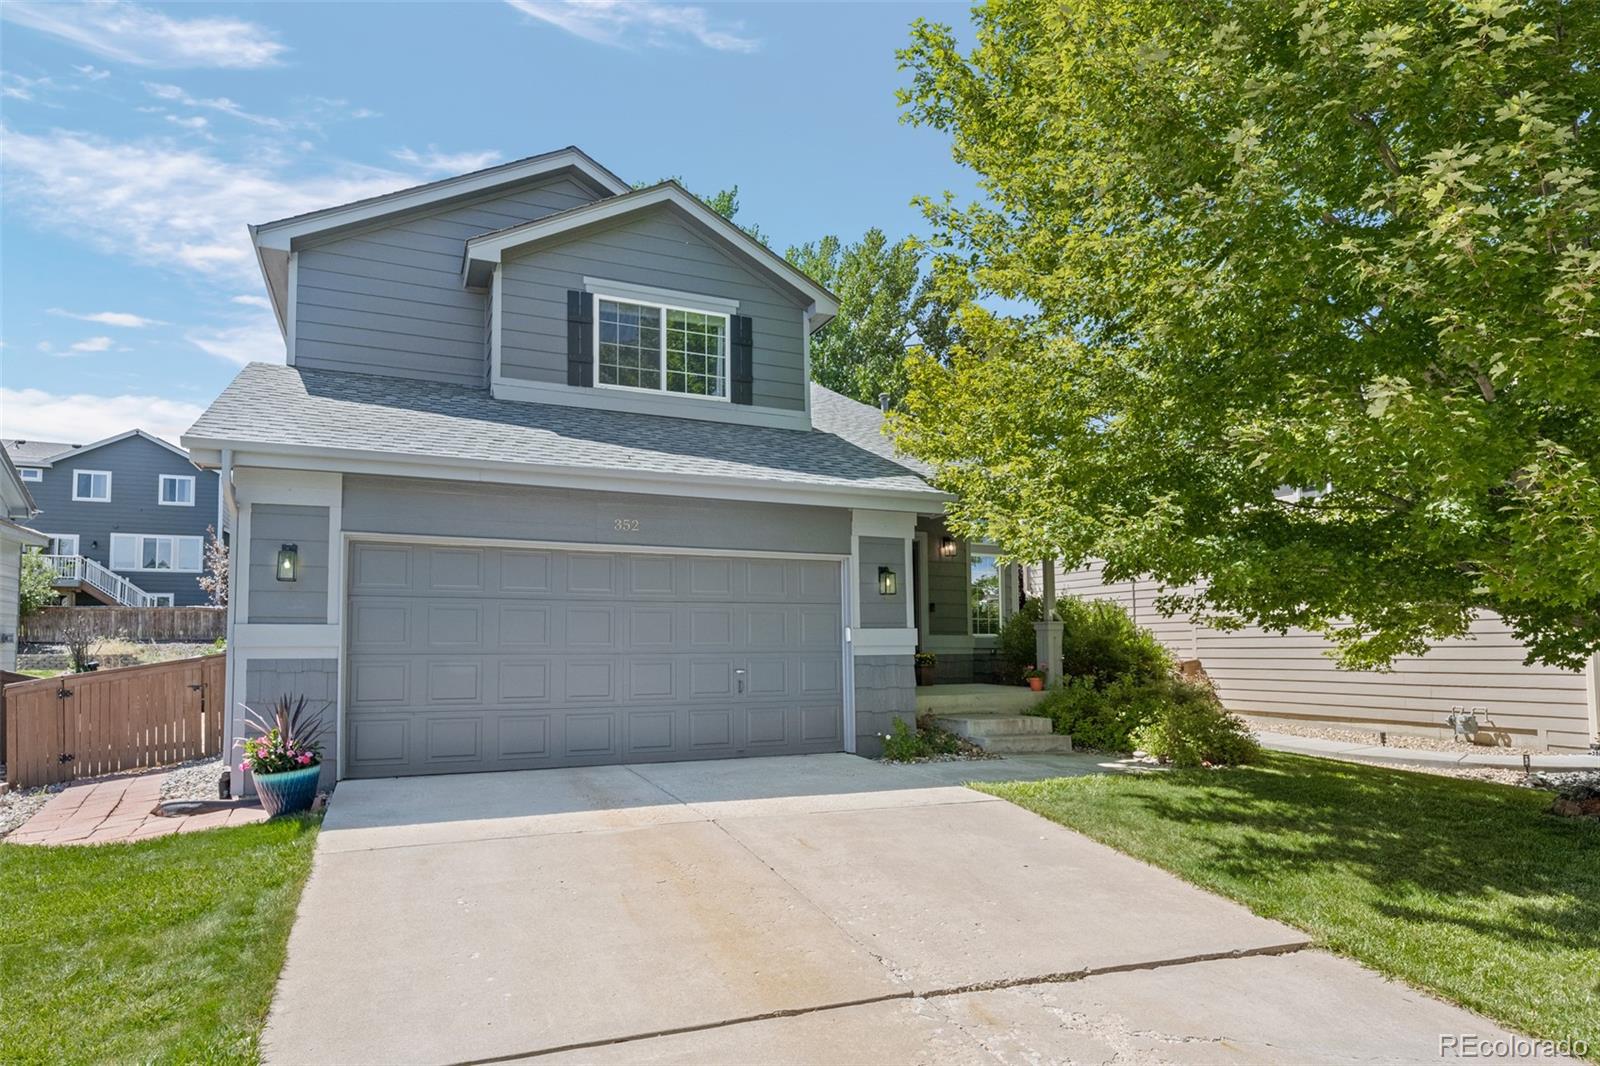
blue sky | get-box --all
[0,0,975,443]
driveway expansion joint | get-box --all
[439,938,1316,1064]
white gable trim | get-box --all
[463,184,840,325]
[41,429,195,467]
[251,148,629,251]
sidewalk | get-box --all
[7,774,265,846]
[1258,730,1600,772]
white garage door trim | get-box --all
[337,532,855,779]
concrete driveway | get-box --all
[264,754,1563,1065]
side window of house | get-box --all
[73,470,112,502]
[159,474,196,506]
[970,550,1002,636]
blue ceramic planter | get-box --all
[253,764,321,817]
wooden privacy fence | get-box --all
[3,655,225,789]
[22,606,226,645]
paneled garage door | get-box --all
[344,542,845,778]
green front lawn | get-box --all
[0,815,320,1065]
[981,754,1600,1050]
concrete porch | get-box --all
[915,683,1074,755]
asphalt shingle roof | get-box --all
[2,439,78,465]
[185,364,941,500]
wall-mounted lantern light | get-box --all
[276,544,299,582]
[878,566,898,596]
[938,534,957,559]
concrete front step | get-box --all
[915,684,1050,716]
[933,714,1053,738]
[969,733,1077,755]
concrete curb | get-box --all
[1257,731,1600,772]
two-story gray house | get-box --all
[184,147,1021,784]
[3,431,222,607]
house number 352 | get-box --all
[613,518,640,532]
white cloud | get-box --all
[186,313,283,366]
[1,125,416,281]
[48,309,165,327]
[67,336,115,353]
[503,0,758,52]
[2,2,287,69]
[0,387,205,444]
[143,81,286,130]
[73,64,111,81]
[391,145,503,175]
[230,295,273,309]
[1,72,54,101]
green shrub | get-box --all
[1031,676,1162,751]
[880,715,969,762]
[1057,597,1172,686]
[1131,680,1261,767]
[998,597,1043,682]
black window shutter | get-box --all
[730,314,753,405]
[567,290,594,387]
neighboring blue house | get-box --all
[2,430,221,607]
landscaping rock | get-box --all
[159,756,229,802]
[1549,778,1600,819]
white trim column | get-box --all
[1586,652,1599,751]
[227,468,343,789]
[1035,558,1063,688]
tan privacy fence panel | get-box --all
[22,606,226,645]
[3,655,225,789]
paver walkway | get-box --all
[6,773,265,845]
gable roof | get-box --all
[251,147,630,249]
[3,439,77,466]
[0,449,41,525]
[183,364,944,509]
[463,182,841,328]
[4,429,193,469]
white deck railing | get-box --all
[42,555,163,608]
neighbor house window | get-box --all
[150,594,175,607]
[47,534,79,557]
[596,296,727,399]
[969,549,1002,636]
[18,467,41,482]
[72,470,112,502]
[159,474,195,506]
[109,534,202,573]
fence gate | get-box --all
[2,655,225,790]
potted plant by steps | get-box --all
[914,651,937,687]
[1022,666,1046,692]
[240,695,329,817]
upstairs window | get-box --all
[18,467,41,482]
[596,295,727,400]
[159,474,195,506]
[73,470,112,502]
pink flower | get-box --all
[298,753,313,765]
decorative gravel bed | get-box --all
[1242,718,1482,753]
[159,757,228,802]
[0,782,67,839]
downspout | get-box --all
[1587,652,1599,753]
[219,448,238,794]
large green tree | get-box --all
[785,230,928,405]
[894,0,1600,669]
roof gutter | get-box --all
[180,434,952,512]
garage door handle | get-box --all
[735,668,746,695]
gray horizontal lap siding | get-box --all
[498,207,809,411]
[24,436,218,606]
[247,504,330,624]
[341,476,852,557]
[243,658,339,789]
[294,175,604,386]
[858,536,907,629]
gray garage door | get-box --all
[344,542,845,778]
